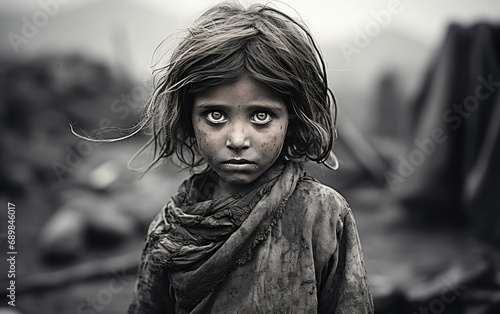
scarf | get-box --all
[143,161,304,310]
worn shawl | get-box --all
[128,161,374,313]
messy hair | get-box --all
[133,1,337,172]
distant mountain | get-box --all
[0,0,442,131]
[321,28,436,131]
[1,0,179,77]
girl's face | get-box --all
[192,75,289,197]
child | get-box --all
[127,2,373,313]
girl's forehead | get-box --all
[196,76,277,99]
[194,75,286,104]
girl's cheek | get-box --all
[201,134,212,150]
[265,132,286,157]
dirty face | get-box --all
[192,75,288,197]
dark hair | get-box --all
[133,1,337,172]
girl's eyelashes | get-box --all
[250,112,273,125]
[204,111,274,125]
[205,111,227,124]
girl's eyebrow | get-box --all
[246,104,285,113]
[194,103,231,111]
[195,103,285,113]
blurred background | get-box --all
[1,0,500,313]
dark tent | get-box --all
[396,23,500,244]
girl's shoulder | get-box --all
[289,174,352,220]
[286,173,360,264]
[294,175,350,211]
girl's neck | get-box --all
[213,179,246,199]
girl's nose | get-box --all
[225,126,250,150]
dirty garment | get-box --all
[128,161,374,313]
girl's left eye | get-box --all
[206,111,227,124]
[251,112,272,124]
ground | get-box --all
[2,142,499,314]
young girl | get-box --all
[127,2,373,313]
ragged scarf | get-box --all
[142,161,305,310]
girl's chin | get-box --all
[220,175,258,187]
[213,173,261,196]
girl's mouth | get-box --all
[220,159,257,171]
[223,159,254,165]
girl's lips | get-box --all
[220,160,257,171]
[223,159,254,164]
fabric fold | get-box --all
[144,161,305,309]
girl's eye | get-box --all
[206,111,227,124]
[251,112,272,124]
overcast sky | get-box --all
[2,0,499,130]
[2,0,500,44]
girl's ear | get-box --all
[187,123,195,138]
[286,109,296,138]
[184,93,196,138]
[286,122,292,138]
[285,118,294,141]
